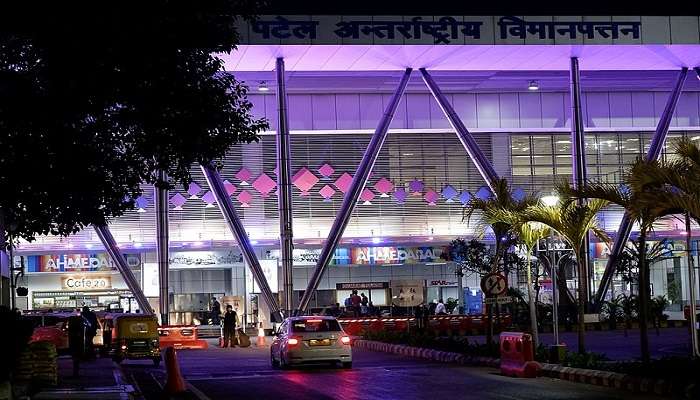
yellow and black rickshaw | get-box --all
[110,314,161,366]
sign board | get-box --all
[537,237,573,252]
[266,248,350,266]
[484,296,513,305]
[169,250,243,268]
[429,280,458,287]
[390,279,424,307]
[350,246,447,265]
[480,273,508,296]
[25,253,140,273]
[336,282,388,290]
[61,275,112,290]
[238,15,690,45]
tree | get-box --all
[0,1,269,247]
[562,158,683,363]
[514,223,549,345]
[517,197,610,354]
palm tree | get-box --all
[464,178,539,272]
[518,197,610,354]
[561,159,679,363]
[515,222,549,346]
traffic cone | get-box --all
[164,347,186,395]
[256,327,266,347]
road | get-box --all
[122,341,669,400]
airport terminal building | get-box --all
[7,15,700,325]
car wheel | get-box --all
[342,362,352,369]
[280,354,290,370]
[152,358,161,367]
[271,353,280,369]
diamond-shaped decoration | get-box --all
[187,182,201,199]
[475,186,492,200]
[318,163,335,179]
[334,172,353,194]
[223,180,237,196]
[292,167,319,196]
[236,168,252,185]
[512,187,526,202]
[319,185,336,202]
[135,196,148,210]
[409,179,424,195]
[459,191,472,205]
[252,173,276,197]
[237,190,252,207]
[394,187,408,204]
[373,178,394,197]
[202,191,216,206]
[170,193,187,210]
[424,189,439,206]
[442,185,459,203]
[360,188,375,205]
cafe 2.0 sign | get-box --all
[62,276,112,290]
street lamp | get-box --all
[540,193,561,347]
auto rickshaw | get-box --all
[110,314,161,366]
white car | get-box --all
[271,316,352,369]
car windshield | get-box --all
[291,319,341,333]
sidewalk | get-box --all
[32,355,139,400]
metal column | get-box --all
[569,57,592,306]
[297,68,413,313]
[593,67,689,306]
[275,57,295,315]
[201,163,283,320]
[420,68,500,190]
[154,171,170,325]
[94,225,153,315]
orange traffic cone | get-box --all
[256,327,266,347]
[164,346,187,395]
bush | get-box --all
[562,351,609,369]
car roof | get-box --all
[286,316,337,322]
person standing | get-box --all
[435,299,447,315]
[360,293,368,307]
[81,306,98,359]
[350,290,362,317]
[415,302,425,330]
[211,297,222,325]
[222,305,238,348]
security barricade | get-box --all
[499,332,541,378]
[158,325,209,350]
[338,315,508,336]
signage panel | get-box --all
[336,282,389,290]
[169,251,244,268]
[61,276,112,290]
[350,246,447,265]
[25,253,140,273]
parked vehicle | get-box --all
[110,314,161,366]
[271,316,352,369]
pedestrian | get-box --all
[222,305,238,348]
[435,299,447,315]
[81,306,98,359]
[415,302,425,329]
[344,295,353,314]
[428,299,437,315]
[350,290,362,317]
[360,293,368,307]
[67,315,85,377]
[211,297,222,325]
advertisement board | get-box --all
[25,253,141,273]
[169,250,244,268]
[61,275,112,290]
[265,248,350,266]
[350,246,447,265]
[390,279,425,307]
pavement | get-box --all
[119,339,672,400]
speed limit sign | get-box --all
[480,273,508,296]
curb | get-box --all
[355,339,693,398]
[353,339,499,368]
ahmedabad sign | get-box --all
[26,253,141,273]
[239,15,699,45]
[351,246,447,265]
[62,276,112,290]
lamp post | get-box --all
[541,194,561,348]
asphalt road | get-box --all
[121,341,670,400]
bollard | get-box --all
[499,332,541,378]
[257,327,266,347]
[164,347,187,394]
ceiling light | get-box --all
[528,80,539,91]
[258,81,270,92]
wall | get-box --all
[247,91,700,132]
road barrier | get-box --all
[158,325,208,350]
[499,332,541,378]
[338,314,511,336]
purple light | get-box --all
[394,187,408,204]
[252,173,276,197]
[409,179,424,195]
[187,182,202,199]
